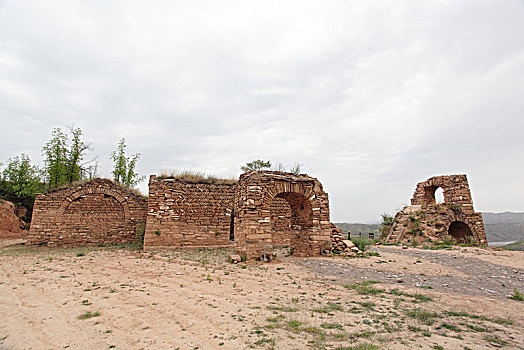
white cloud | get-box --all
[1,0,523,222]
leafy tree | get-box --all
[110,138,145,187]
[0,154,45,220]
[41,126,95,188]
[240,159,272,172]
[42,127,68,187]
[66,127,90,183]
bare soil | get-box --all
[0,240,523,350]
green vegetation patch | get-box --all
[344,281,384,295]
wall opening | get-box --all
[270,192,313,255]
[276,192,313,228]
[435,187,444,204]
[423,185,445,204]
[229,208,235,241]
[448,221,473,242]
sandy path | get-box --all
[0,243,523,349]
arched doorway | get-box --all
[270,192,313,255]
[234,171,331,259]
[434,187,444,204]
[448,221,473,242]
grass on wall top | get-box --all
[158,170,238,185]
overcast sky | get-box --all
[1,1,523,223]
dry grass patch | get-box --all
[158,169,237,185]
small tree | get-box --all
[110,138,145,187]
[41,126,95,188]
[66,127,90,183]
[240,159,272,172]
[0,154,45,219]
[42,128,68,188]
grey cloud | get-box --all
[1,0,523,222]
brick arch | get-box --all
[262,180,321,220]
[411,175,473,207]
[273,192,313,227]
[28,178,148,246]
[234,171,331,259]
[448,221,474,242]
[55,187,131,222]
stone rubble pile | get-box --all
[330,223,361,256]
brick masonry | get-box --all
[27,171,332,259]
[143,175,237,248]
[233,171,331,259]
[385,175,487,244]
[28,179,147,246]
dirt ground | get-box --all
[0,241,523,350]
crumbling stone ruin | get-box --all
[143,171,332,260]
[0,199,25,238]
[330,223,361,256]
[385,175,487,245]
[144,175,236,248]
[28,179,147,246]
[233,171,331,260]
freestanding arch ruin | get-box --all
[234,171,331,259]
[28,179,148,246]
[385,175,486,245]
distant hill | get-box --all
[482,212,524,243]
[482,212,524,224]
[333,223,380,237]
[502,240,524,251]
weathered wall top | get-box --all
[411,174,475,213]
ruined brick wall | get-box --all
[386,175,486,244]
[411,175,475,213]
[0,200,24,238]
[28,179,147,246]
[143,176,237,249]
[235,171,331,259]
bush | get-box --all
[508,288,524,301]
[441,235,456,246]
[132,222,146,250]
[380,213,394,237]
[351,237,374,251]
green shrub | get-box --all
[134,222,146,250]
[441,235,456,246]
[351,237,374,251]
[508,288,524,301]
[380,213,395,237]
